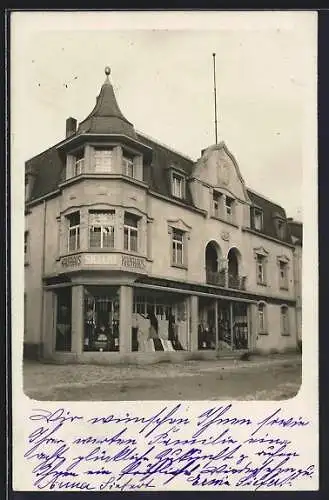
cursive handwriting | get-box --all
[24,404,315,491]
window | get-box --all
[25,175,30,201]
[258,302,267,334]
[279,261,289,289]
[67,212,80,252]
[172,228,184,266]
[252,207,263,231]
[94,148,113,173]
[24,231,29,263]
[213,191,222,217]
[172,173,184,199]
[124,213,139,252]
[89,210,115,249]
[74,150,84,176]
[281,306,290,336]
[225,196,234,221]
[123,156,134,178]
[256,254,266,285]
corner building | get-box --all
[24,68,301,362]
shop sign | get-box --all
[84,253,117,266]
[61,255,81,268]
[121,255,146,270]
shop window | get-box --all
[256,255,266,285]
[172,228,185,267]
[55,288,72,352]
[124,212,139,252]
[281,305,290,336]
[172,173,185,199]
[258,302,267,334]
[74,150,84,176]
[89,210,115,249]
[251,207,263,231]
[67,211,80,252]
[94,147,113,173]
[213,191,222,218]
[83,286,120,352]
[279,260,289,289]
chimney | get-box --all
[66,117,77,138]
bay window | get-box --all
[89,210,115,249]
[124,213,139,252]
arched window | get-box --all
[280,305,290,336]
[257,301,267,334]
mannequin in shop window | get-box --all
[168,313,184,350]
[94,322,110,352]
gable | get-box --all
[192,142,250,203]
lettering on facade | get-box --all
[121,255,146,270]
[61,255,81,267]
[84,254,117,266]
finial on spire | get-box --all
[104,66,111,83]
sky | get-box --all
[11,11,317,220]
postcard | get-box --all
[10,10,318,491]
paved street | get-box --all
[23,353,301,401]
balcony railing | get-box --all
[206,270,247,290]
[228,274,247,290]
[206,269,226,287]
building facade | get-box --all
[24,68,302,362]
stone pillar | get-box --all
[119,285,133,353]
[71,285,84,355]
[43,290,55,358]
[189,295,199,352]
[249,303,258,351]
[84,145,93,173]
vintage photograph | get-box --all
[16,17,309,401]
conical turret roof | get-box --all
[77,67,137,139]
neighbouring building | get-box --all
[24,67,302,362]
[287,218,303,345]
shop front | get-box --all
[198,297,249,351]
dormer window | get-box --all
[277,219,285,239]
[94,147,113,173]
[172,173,185,199]
[251,207,263,231]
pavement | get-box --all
[23,353,302,401]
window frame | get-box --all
[88,210,115,250]
[224,195,235,222]
[122,156,134,178]
[94,147,113,173]
[280,305,290,336]
[256,254,266,285]
[279,260,289,290]
[252,207,263,231]
[171,172,185,199]
[124,212,139,253]
[67,211,80,253]
[172,228,185,267]
[257,301,268,335]
[24,230,29,264]
[212,190,222,218]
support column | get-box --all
[71,285,84,355]
[230,302,234,349]
[119,285,133,353]
[249,303,258,351]
[189,295,199,352]
[43,290,55,358]
[214,299,219,350]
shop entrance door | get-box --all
[232,302,249,349]
[217,300,231,349]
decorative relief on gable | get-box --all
[221,230,230,242]
[277,254,290,264]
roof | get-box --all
[287,219,303,246]
[77,71,137,140]
[247,189,292,244]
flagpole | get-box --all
[212,52,218,144]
